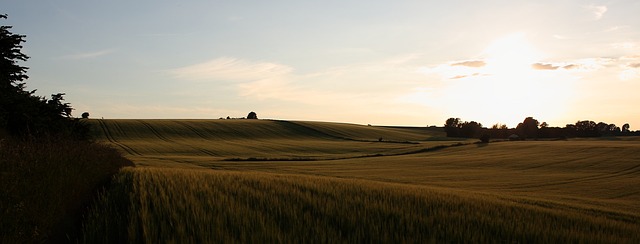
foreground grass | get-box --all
[212,140,640,215]
[0,138,133,243]
[83,168,640,243]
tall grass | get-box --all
[0,138,133,243]
[82,168,640,243]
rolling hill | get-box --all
[89,119,460,166]
[83,119,640,242]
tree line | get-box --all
[1,14,87,139]
[444,117,638,140]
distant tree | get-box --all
[491,123,508,130]
[516,117,539,139]
[460,121,482,138]
[479,133,490,143]
[575,120,598,137]
[81,112,90,119]
[247,111,258,119]
[564,124,577,138]
[622,123,630,133]
[488,123,510,139]
[444,117,461,137]
[612,124,621,134]
[596,122,619,136]
[540,122,549,128]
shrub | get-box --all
[0,138,134,242]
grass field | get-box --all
[90,119,463,166]
[83,119,640,242]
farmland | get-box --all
[83,119,640,242]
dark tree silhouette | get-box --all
[444,117,461,137]
[448,116,637,139]
[622,123,630,133]
[491,123,508,130]
[595,122,619,136]
[0,14,86,138]
[575,120,598,137]
[460,121,482,138]
[1,14,29,131]
[82,112,90,119]
[516,117,540,139]
[479,133,490,143]
[247,111,258,119]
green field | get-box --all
[83,119,640,242]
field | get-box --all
[83,119,640,242]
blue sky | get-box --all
[4,1,640,127]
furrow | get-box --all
[98,120,141,156]
[138,120,173,142]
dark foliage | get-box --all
[1,13,134,243]
[444,118,482,138]
[516,117,539,139]
[0,137,134,242]
[444,117,461,137]
[460,121,482,138]
[1,14,87,139]
[247,111,258,119]
[479,134,490,143]
[445,117,638,139]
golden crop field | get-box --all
[83,119,640,242]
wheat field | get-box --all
[82,119,640,242]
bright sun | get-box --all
[440,32,575,127]
[483,32,543,74]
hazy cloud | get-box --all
[169,57,293,81]
[586,4,607,20]
[61,48,115,60]
[451,60,486,68]
[450,73,483,80]
[563,64,580,70]
[553,34,569,40]
[604,26,627,32]
[629,63,640,68]
[532,63,560,70]
[611,42,638,50]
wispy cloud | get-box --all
[629,63,640,68]
[450,73,483,80]
[451,60,486,68]
[563,64,580,70]
[169,57,293,81]
[61,48,115,60]
[419,61,488,80]
[532,63,560,70]
[585,4,607,20]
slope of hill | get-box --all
[88,119,460,166]
[82,119,640,242]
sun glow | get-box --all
[483,33,544,74]
[437,33,575,127]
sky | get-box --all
[4,1,640,128]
